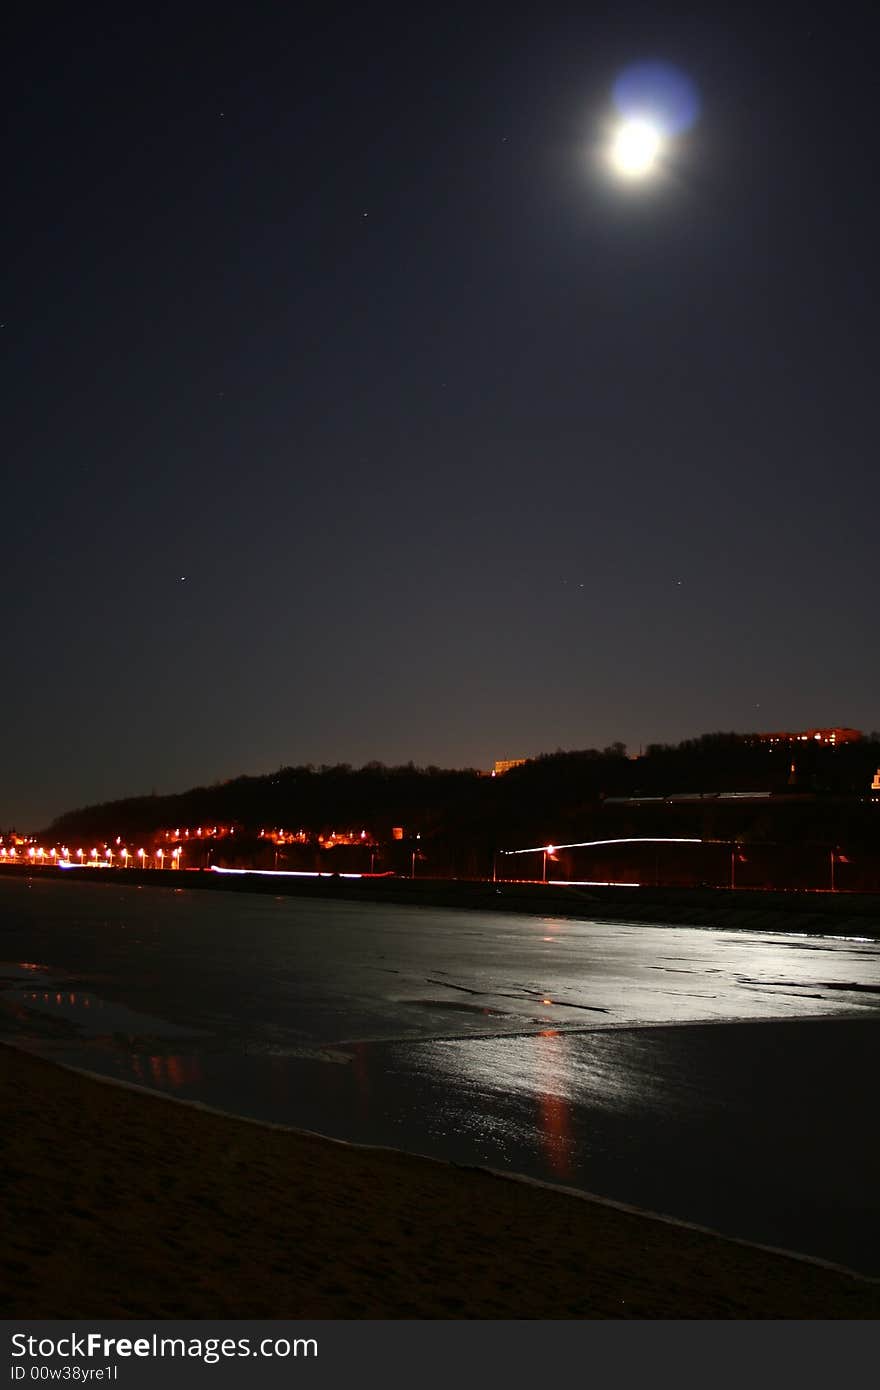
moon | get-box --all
[609,118,663,178]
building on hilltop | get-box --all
[493,758,527,776]
[747,727,862,747]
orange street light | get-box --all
[542,845,557,882]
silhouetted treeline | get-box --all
[42,733,880,870]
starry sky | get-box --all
[4,1,879,828]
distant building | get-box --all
[748,728,862,747]
[493,758,527,776]
[871,769,880,796]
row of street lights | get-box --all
[66,846,184,869]
[0,845,184,869]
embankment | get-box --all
[1,862,879,935]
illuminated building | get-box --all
[748,728,862,746]
[493,758,527,776]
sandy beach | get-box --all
[2,1044,877,1319]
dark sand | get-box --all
[2,1045,877,1319]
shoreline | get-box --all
[20,1040,879,1285]
[2,1042,879,1319]
[3,862,880,936]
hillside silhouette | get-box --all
[41,732,880,880]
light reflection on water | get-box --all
[9,986,203,1040]
[413,1028,669,1110]
[534,1032,573,1177]
[130,1054,204,1088]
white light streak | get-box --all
[501,836,703,855]
[210,866,363,879]
[548,879,641,888]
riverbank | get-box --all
[2,862,880,936]
[1,1044,877,1319]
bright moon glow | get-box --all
[610,118,663,178]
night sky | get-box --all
[5,2,879,829]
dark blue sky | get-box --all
[4,1,879,828]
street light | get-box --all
[542,846,556,882]
[829,847,848,892]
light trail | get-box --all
[210,866,364,880]
[501,836,704,855]
[547,878,640,888]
